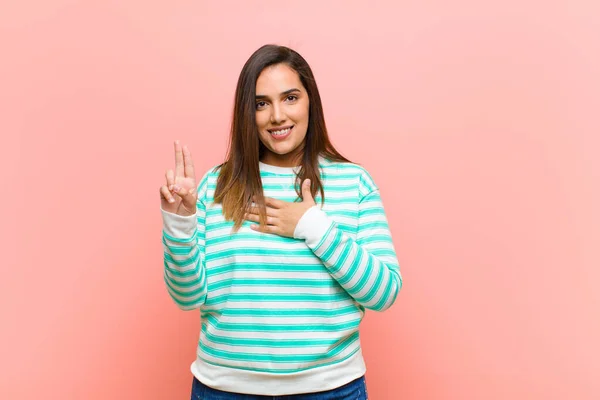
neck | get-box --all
[260,150,304,168]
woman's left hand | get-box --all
[245,179,316,238]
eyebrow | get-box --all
[255,88,301,100]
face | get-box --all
[255,63,310,167]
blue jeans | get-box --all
[190,376,368,400]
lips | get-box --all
[267,125,294,140]
[268,125,293,134]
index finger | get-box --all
[183,145,196,181]
[174,140,184,177]
[264,196,284,209]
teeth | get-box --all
[271,128,291,136]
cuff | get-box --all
[161,207,197,239]
[293,206,334,246]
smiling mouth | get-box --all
[267,125,294,137]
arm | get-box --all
[294,177,402,312]
[161,175,209,311]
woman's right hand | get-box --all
[160,140,198,216]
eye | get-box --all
[285,95,298,102]
[255,101,267,110]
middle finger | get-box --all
[245,213,276,225]
[165,169,175,190]
[174,140,185,177]
[247,206,278,217]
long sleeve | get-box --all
[161,175,209,311]
[294,175,402,312]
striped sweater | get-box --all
[161,156,402,395]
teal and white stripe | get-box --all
[161,157,402,392]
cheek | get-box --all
[290,106,309,127]
[255,115,269,144]
[255,113,267,130]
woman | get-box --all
[159,44,402,399]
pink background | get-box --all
[1,1,599,399]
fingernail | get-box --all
[173,185,180,192]
[168,198,174,203]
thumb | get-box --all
[172,185,197,208]
[302,179,314,203]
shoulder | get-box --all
[199,164,222,181]
[319,156,379,195]
[196,164,222,194]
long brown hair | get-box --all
[214,44,351,231]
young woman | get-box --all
[159,44,402,399]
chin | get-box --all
[270,144,298,155]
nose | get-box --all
[270,103,286,124]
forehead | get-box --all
[256,64,304,94]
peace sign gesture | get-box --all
[159,140,198,216]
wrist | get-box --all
[161,207,197,238]
[293,206,334,246]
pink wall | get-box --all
[1,1,598,399]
